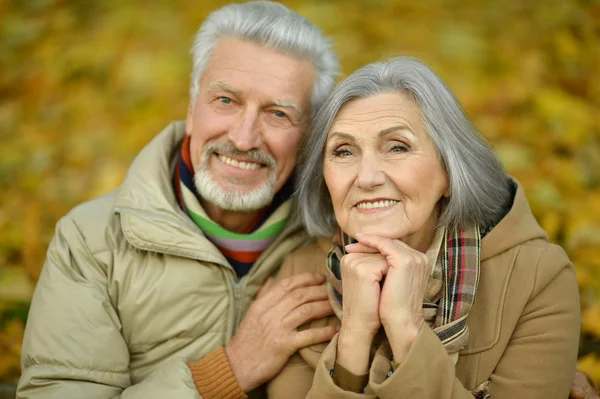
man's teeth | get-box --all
[218,155,261,170]
[356,200,398,209]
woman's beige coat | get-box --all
[268,182,580,398]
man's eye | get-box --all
[218,97,232,104]
[273,110,287,118]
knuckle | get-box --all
[298,303,312,318]
[279,276,293,290]
[247,301,264,316]
[257,313,269,327]
[303,328,317,342]
[355,266,371,279]
[342,253,357,265]
[272,336,285,350]
[291,288,305,302]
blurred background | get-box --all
[1,0,599,389]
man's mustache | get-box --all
[201,142,276,169]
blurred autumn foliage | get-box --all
[1,0,599,386]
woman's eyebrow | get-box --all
[327,132,355,142]
[378,125,414,138]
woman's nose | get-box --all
[356,157,386,190]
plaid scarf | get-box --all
[326,224,481,364]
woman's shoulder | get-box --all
[275,237,333,280]
[483,232,573,295]
[481,178,573,291]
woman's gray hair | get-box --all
[298,57,512,236]
[189,1,339,117]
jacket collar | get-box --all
[114,121,305,266]
[481,179,548,261]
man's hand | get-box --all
[225,272,336,392]
[570,370,599,399]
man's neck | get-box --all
[200,199,261,234]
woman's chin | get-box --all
[345,226,406,241]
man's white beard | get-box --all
[194,171,276,212]
[193,142,278,212]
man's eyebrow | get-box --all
[208,82,241,95]
[266,99,302,117]
[378,125,414,138]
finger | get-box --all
[256,276,273,299]
[341,253,389,279]
[292,325,338,350]
[276,284,329,315]
[283,299,334,329]
[265,272,325,302]
[345,242,379,254]
[355,234,416,259]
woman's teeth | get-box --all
[356,200,398,209]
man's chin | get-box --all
[194,175,275,212]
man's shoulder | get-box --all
[57,189,123,254]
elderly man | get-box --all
[17,2,339,398]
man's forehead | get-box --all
[201,38,314,101]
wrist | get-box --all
[381,310,423,334]
[337,326,375,376]
[188,347,247,399]
[224,343,253,393]
[382,318,421,364]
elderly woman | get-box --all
[267,57,580,398]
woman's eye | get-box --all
[391,145,409,153]
[333,149,352,157]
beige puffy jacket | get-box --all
[17,122,310,398]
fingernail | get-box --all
[355,233,364,236]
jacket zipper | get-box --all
[230,275,243,336]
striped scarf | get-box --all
[326,225,481,364]
[173,136,293,276]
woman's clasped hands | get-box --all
[336,233,432,375]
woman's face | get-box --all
[323,92,449,251]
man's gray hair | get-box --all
[189,1,339,117]
[297,57,513,236]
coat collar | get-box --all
[481,179,548,261]
[114,121,305,266]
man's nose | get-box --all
[356,156,386,190]
[227,108,263,151]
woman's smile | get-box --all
[354,198,399,213]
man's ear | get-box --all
[185,103,194,136]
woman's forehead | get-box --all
[328,93,424,138]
